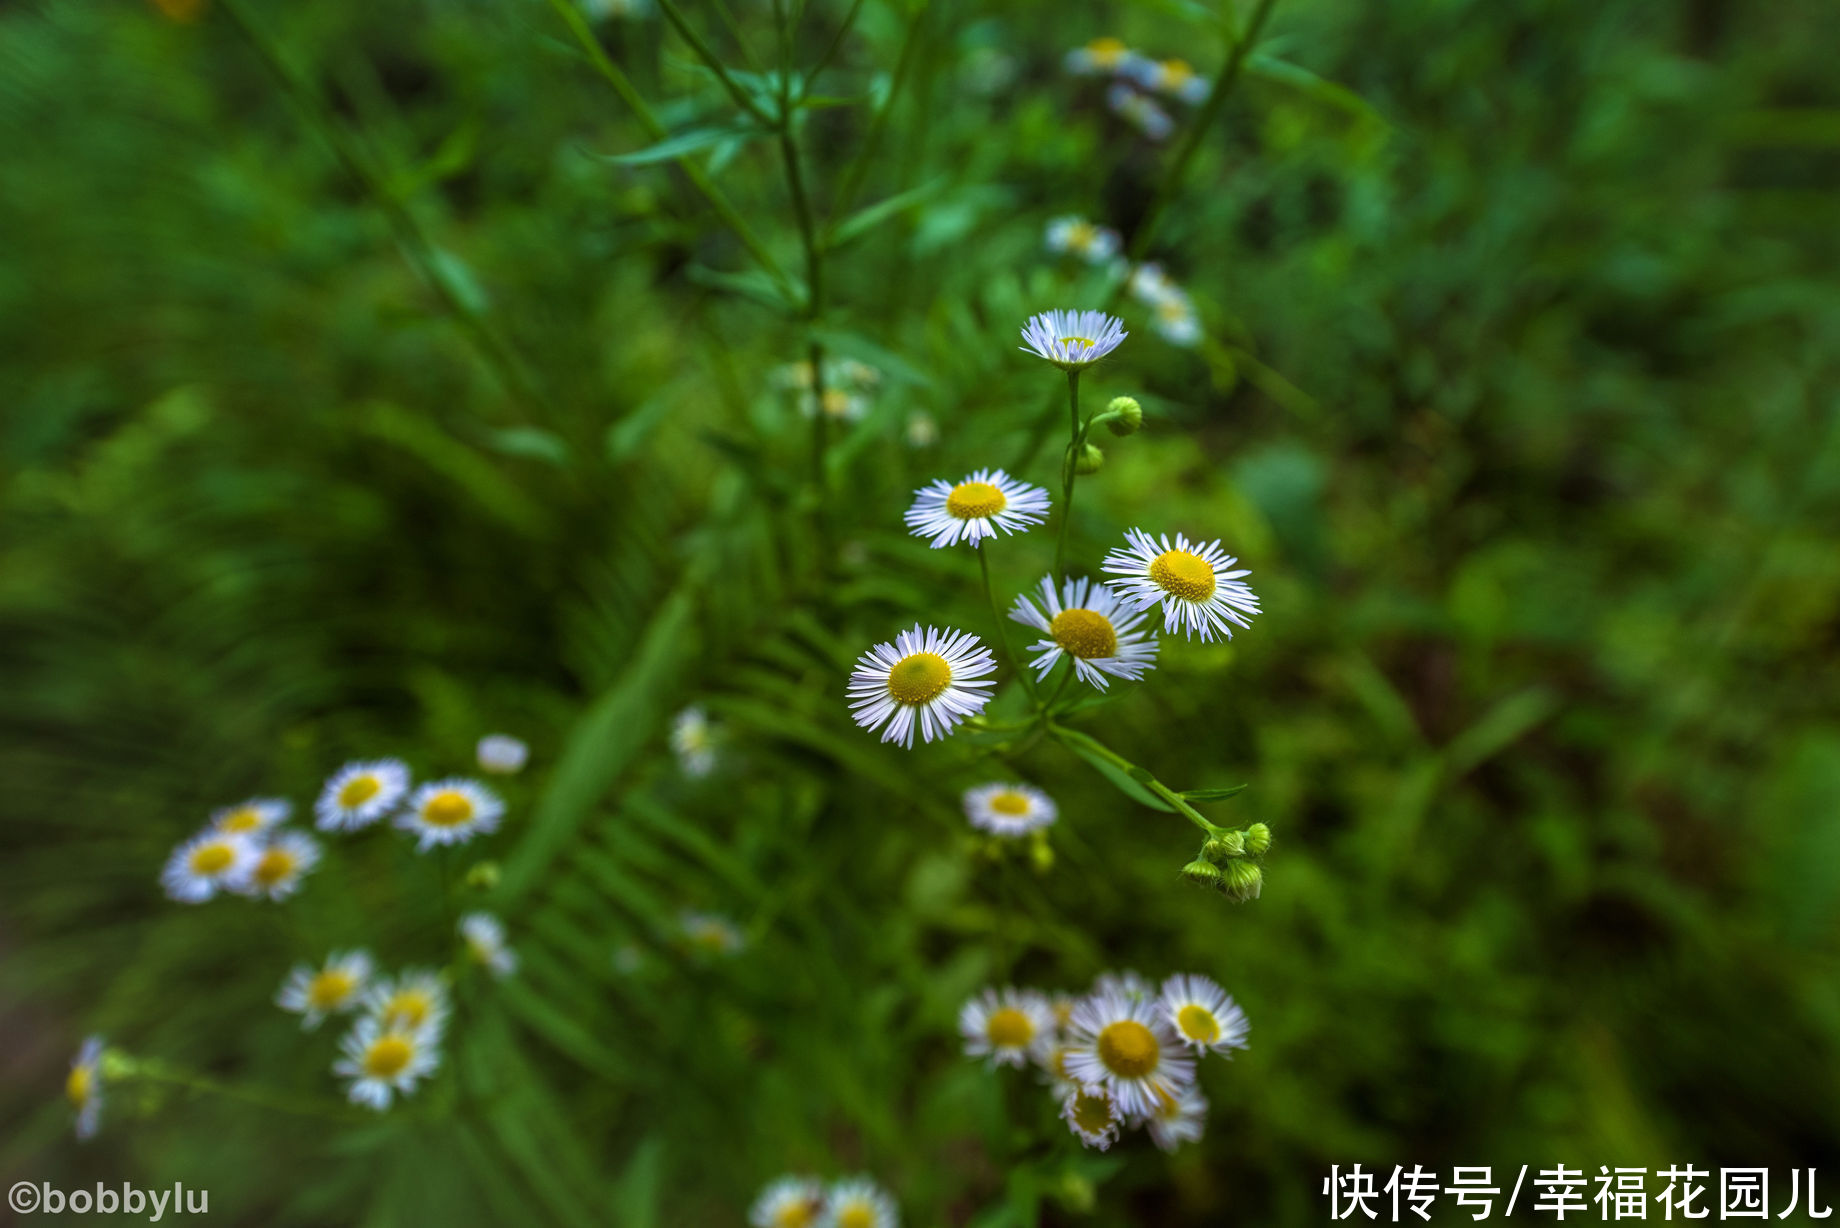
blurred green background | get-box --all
[3,0,1838,1222]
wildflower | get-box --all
[837,359,882,389]
[1045,215,1121,265]
[1036,1037,1082,1099]
[1102,529,1259,642]
[904,468,1051,549]
[161,830,259,903]
[1010,575,1158,690]
[1145,1085,1209,1151]
[962,782,1058,838]
[1064,36,1140,77]
[824,1178,899,1228]
[959,986,1055,1068]
[1063,985,1195,1117]
[315,759,411,832]
[277,950,374,1030]
[1107,83,1174,141]
[903,412,939,449]
[395,779,503,852]
[1091,969,1152,1002]
[749,1177,826,1228]
[476,734,529,775]
[1020,309,1128,369]
[848,625,996,748]
[460,912,517,978]
[1127,262,1178,303]
[334,1017,439,1111]
[1129,57,1210,104]
[237,830,322,901]
[209,797,291,837]
[363,970,450,1039]
[1060,1083,1125,1150]
[671,706,718,778]
[67,1036,105,1141]
[1159,973,1249,1055]
[802,387,868,422]
[679,910,746,957]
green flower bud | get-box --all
[1104,395,1143,435]
[1180,858,1224,889]
[465,861,502,892]
[1218,858,1263,902]
[1202,832,1245,864]
[1029,829,1055,874]
[1053,1172,1097,1214]
[1245,823,1272,857]
[1074,442,1104,475]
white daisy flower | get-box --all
[1019,309,1128,369]
[1045,215,1121,264]
[958,986,1055,1068]
[671,706,718,778]
[962,782,1058,837]
[1092,969,1152,1002]
[801,387,868,422]
[904,468,1051,550]
[315,759,411,832]
[395,778,503,852]
[237,830,322,901]
[1063,986,1196,1118]
[1010,575,1158,690]
[276,950,374,1029]
[1063,36,1140,77]
[363,969,451,1039]
[459,912,518,978]
[1102,529,1260,642]
[1107,83,1174,141]
[679,910,746,957]
[476,734,529,775]
[1060,1082,1125,1150]
[209,797,291,837]
[1151,294,1202,347]
[161,830,260,903]
[1159,973,1250,1055]
[1036,1037,1082,1100]
[837,358,882,389]
[903,411,939,449]
[334,1016,440,1111]
[1146,1084,1209,1151]
[67,1036,105,1141]
[1128,57,1210,104]
[823,1177,899,1228]
[847,624,996,748]
[749,1176,826,1228]
[1128,262,1180,304]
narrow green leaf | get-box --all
[595,122,762,165]
[1182,784,1249,802]
[828,175,947,248]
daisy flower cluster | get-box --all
[748,1174,899,1228]
[159,798,319,904]
[775,356,883,424]
[1064,37,1211,142]
[960,971,1247,1152]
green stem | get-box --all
[1046,722,1221,838]
[978,545,1034,698]
[826,2,928,231]
[1053,369,1083,583]
[656,0,776,124]
[805,0,867,91]
[1042,662,1073,714]
[131,1065,357,1122]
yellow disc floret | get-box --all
[886,652,952,705]
[945,481,1007,520]
[252,849,296,889]
[422,790,474,827]
[1097,1019,1160,1078]
[66,1064,93,1108]
[363,1036,414,1079]
[986,1007,1036,1049]
[773,1203,817,1228]
[835,1204,876,1228]
[1070,1089,1115,1133]
[988,791,1031,816]
[308,969,357,1011]
[189,842,235,875]
[338,775,381,807]
[1176,1004,1221,1044]
[1149,549,1216,601]
[1050,608,1118,659]
[219,807,264,833]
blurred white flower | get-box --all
[903,411,939,449]
[1146,1084,1210,1151]
[476,734,529,775]
[161,830,259,903]
[671,706,718,778]
[315,759,411,832]
[679,910,746,957]
[1128,56,1210,104]
[822,1177,899,1228]
[1107,83,1174,141]
[363,969,450,1040]
[1063,984,1195,1117]
[962,782,1058,838]
[1045,215,1121,265]
[460,912,518,979]
[67,1036,105,1141]
[1151,293,1203,347]
[1102,528,1259,642]
[335,1017,439,1111]
[1159,972,1250,1055]
[237,830,322,901]
[1019,309,1127,369]
[1010,574,1158,690]
[209,797,291,837]
[905,468,1051,549]
[848,625,995,748]
[1064,36,1142,77]
[276,950,374,1030]
[959,986,1055,1068]
[395,778,503,852]
[749,1176,825,1228]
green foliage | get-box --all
[3,0,1838,1223]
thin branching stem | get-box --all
[1046,721,1222,838]
[1053,369,1083,583]
[656,0,776,125]
[827,2,928,230]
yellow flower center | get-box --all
[1070,1089,1115,1134]
[1050,608,1118,659]
[422,790,474,827]
[986,1007,1035,1048]
[67,1064,93,1107]
[1161,58,1194,84]
[386,992,432,1029]
[253,848,297,888]
[820,389,854,417]
[189,842,235,876]
[772,1203,817,1228]
[945,481,1007,520]
[886,652,951,705]
[835,1204,876,1228]
[1049,1045,1073,1080]
[1097,1019,1160,1078]
[1087,36,1126,65]
[1176,1004,1220,1043]
[1157,298,1192,323]
[1059,336,1096,353]
[219,807,263,832]
[338,775,381,807]
[1067,221,1097,250]
[1149,549,1216,601]
[307,969,357,1010]
[988,791,1032,816]
[363,1036,414,1079]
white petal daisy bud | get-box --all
[1104,395,1143,435]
